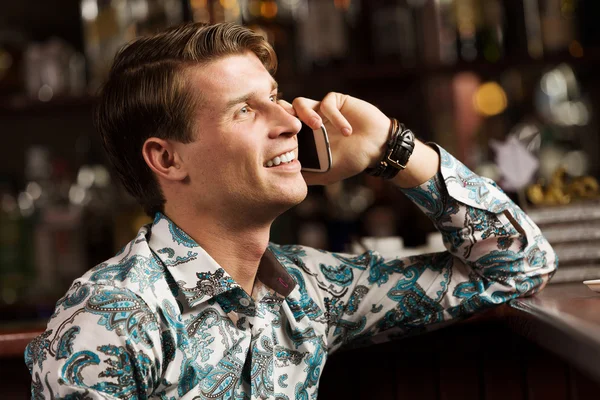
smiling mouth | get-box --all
[265,151,296,167]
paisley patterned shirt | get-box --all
[25,146,557,400]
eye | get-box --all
[239,106,249,114]
[270,91,283,103]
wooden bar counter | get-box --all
[510,283,600,383]
[1,283,599,399]
[0,322,46,399]
[320,282,600,400]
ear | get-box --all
[142,137,188,182]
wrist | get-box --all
[392,140,440,189]
[368,117,393,168]
[365,119,416,180]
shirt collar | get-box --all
[148,213,296,309]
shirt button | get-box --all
[239,297,250,307]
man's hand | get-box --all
[282,93,390,186]
[279,92,440,188]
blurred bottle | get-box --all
[370,0,419,66]
[23,147,56,211]
[454,0,505,63]
[454,0,482,62]
[210,0,243,23]
[81,0,138,91]
[540,0,576,54]
[23,147,87,304]
[523,0,544,59]
[71,164,118,266]
[136,0,185,34]
[479,0,504,62]
[421,0,458,66]
[241,0,299,79]
[24,38,86,101]
[296,0,349,70]
[81,0,185,91]
[189,0,210,23]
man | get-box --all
[26,23,557,399]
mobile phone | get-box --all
[297,122,332,172]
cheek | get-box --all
[208,144,259,183]
[191,125,261,179]
[181,143,219,182]
[226,138,261,167]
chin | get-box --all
[290,185,309,206]
[271,181,308,211]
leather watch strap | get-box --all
[365,119,415,180]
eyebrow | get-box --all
[224,80,279,111]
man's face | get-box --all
[175,52,306,220]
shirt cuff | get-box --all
[400,144,513,217]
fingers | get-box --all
[319,92,353,136]
[291,93,353,135]
[292,97,322,129]
[277,99,297,116]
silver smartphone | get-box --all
[297,122,332,172]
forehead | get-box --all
[187,52,275,106]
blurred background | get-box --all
[0,0,599,325]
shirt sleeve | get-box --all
[303,145,558,353]
[24,282,164,399]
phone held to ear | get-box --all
[297,122,332,173]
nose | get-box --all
[267,102,302,139]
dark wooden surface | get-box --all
[514,283,600,328]
[0,326,45,358]
[510,283,600,382]
[319,283,600,400]
[319,315,600,400]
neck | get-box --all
[164,205,272,295]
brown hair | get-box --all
[96,22,277,216]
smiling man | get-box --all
[25,23,557,399]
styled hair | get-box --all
[95,22,277,216]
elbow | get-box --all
[517,235,559,296]
[533,234,559,276]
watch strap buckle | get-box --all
[386,149,407,170]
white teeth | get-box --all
[266,151,296,167]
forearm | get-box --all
[319,145,557,351]
[391,139,440,189]
[400,145,558,293]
